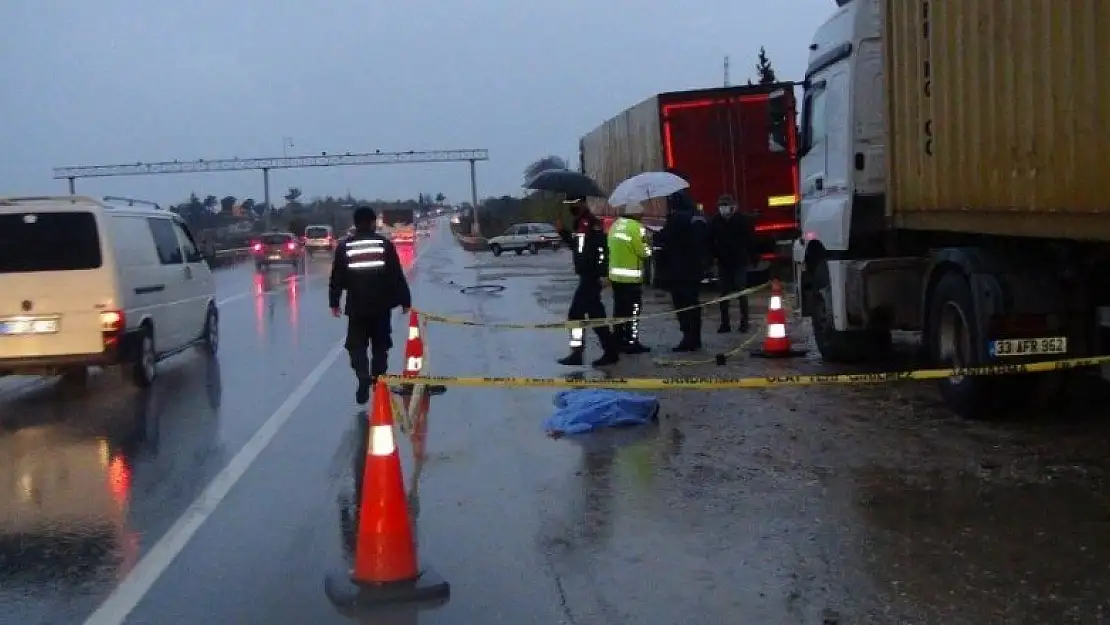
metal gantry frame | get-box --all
[53,149,489,230]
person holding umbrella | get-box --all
[654,170,709,351]
[554,197,621,367]
[609,169,707,352]
[525,168,621,367]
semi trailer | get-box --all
[773,0,1110,417]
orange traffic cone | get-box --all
[403,310,424,379]
[324,381,449,611]
[750,279,807,358]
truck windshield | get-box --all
[0,211,103,273]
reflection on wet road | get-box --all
[8,221,1110,624]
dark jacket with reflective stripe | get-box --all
[328,231,412,316]
[557,213,608,280]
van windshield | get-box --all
[0,211,102,273]
[305,227,330,238]
[261,234,293,244]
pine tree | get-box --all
[755,46,777,84]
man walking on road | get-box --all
[607,202,652,354]
[709,194,755,333]
[555,197,620,367]
[654,179,709,352]
[329,206,413,405]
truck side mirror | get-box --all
[767,88,790,153]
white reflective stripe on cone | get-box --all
[406,356,423,371]
[369,424,396,456]
[768,324,786,339]
[408,325,420,340]
[769,296,782,310]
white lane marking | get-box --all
[83,245,427,625]
[82,343,344,625]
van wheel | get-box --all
[490,244,502,256]
[200,304,219,356]
[133,327,157,388]
[528,243,539,254]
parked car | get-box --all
[250,232,305,273]
[0,195,219,387]
[488,222,562,256]
[302,225,336,257]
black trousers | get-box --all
[718,263,750,327]
[669,281,702,341]
[610,281,643,346]
[567,278,614,351]
[345,313,393,381]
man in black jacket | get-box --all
[655,184,709,351]
[555,197,620,367]
[329,206,413,405]
[709,194,755,333]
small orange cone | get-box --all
[324,381,449,611]
[750,279,807,358]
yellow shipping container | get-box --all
[885,0,1110,240]
[579,95,667,219]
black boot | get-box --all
[558,349,584,366]
[672,335,700,352]
[624,343,651,354]
[355,376,372,405]
[717,324,731,333]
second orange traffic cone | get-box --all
[403,310,424,379]
[750,279,807,358]
[324,380,449,611]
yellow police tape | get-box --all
[651,325,764,367]
[416,282,772,330]
[382,354,1110,390]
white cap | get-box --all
[623,202,644,216]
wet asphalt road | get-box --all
[6,219,1110,624]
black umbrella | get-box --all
[524,168,605,199]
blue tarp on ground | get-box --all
[543,389,659,436]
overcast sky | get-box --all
[1,0,833,206]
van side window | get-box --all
[148,218,183,265]
[174,221,203,263]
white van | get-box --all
[0,195,219,387]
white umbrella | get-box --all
[607,171,689,208]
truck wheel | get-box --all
[810,259,891,364]
[529,243,539,255]
[514,248,523,256]
[927,271,1006,418]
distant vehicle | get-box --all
[579,83,800,286]
[0,195,219,387]
[487,222,561,256]
[250,232,304,273]
[302,225,336,257]
[391,224,415,245]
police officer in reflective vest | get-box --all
[555,197,620,367]
[607,202,652,354]
[329,207,412,405]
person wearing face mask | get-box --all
[709,194,755,333]
[554,197,621,367]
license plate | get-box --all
[1,318,58,335]
[268,254,283,260]
[989,336,1067,357]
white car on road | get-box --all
[487,222,562,256]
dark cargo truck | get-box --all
[579,83,800,286]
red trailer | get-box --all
[580,83,799,284]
